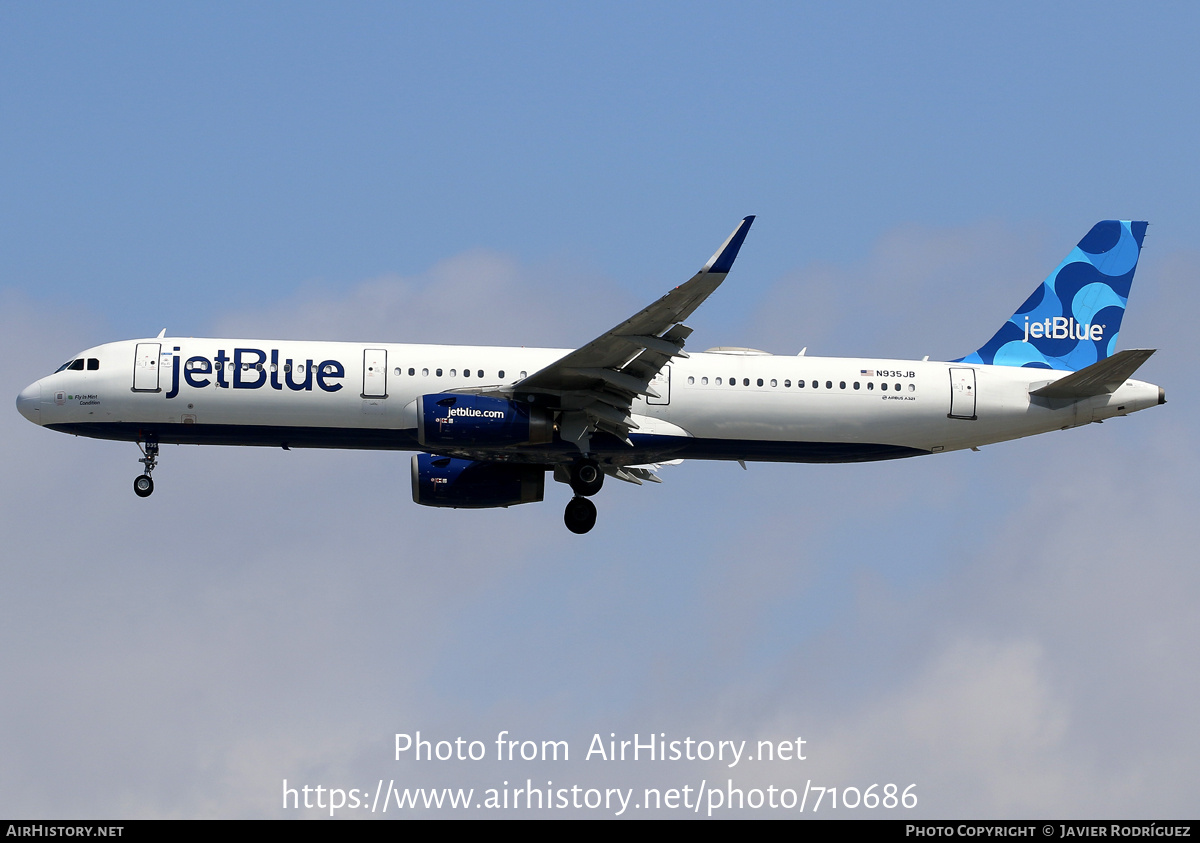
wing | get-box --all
[512,216,755,448]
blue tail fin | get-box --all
[956,220,1148,371]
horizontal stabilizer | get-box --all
[1030,348,1155,399]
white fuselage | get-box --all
[16,337,1163,465]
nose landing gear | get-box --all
[134,437,159,498]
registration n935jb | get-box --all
[16,217,1164,533]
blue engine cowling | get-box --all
[411,454,546,509]
[417,394,553,448]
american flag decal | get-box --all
[860,369,875,377]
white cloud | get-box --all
[211,250,636,349]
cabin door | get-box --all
[948,367,977,420]
[133,343,162,392]
[646,364,671,405]
[363,348,388,398]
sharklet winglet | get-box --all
[702,215,755,274]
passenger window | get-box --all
[449,369,457,377]
[520,371,527,379]
[743,378,749,386]
[499,370,505,379]
[436,368,443,377]
[87,358,99,370]
[895,383,901,391]
[408,368,415,376]
[756,378,763,387]
[839,381,846,389]
[881,382,887,391]
[853,382,860,390]
[422,368,429,376]
[825,381,832,389]
[701,377,709,385]
[909,383,915,392]
[687,376,695,385]
[867,382,874,390]
[783,379,790,387]
[715,377,722,385]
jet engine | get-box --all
[416,394,553,448]
[411,453,545,509]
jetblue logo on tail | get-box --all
[956,220,1147,372]
[1022,317,1104,343]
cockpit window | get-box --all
[53,357,100,373]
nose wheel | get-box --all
[564,496,597,534]
[134,437,159,498]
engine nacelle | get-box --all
[411,454,545,509]
[416,394,553,448]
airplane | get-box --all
[15,217,1164,534]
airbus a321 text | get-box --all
[16,217,1164,533]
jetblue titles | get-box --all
[167,346,344,399]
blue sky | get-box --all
[2,1,1197,818]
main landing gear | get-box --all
[563,459,603,534]
[568,459,604,497]
[564,496,597,534]
[133,437,159,498]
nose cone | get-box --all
[16,380,41,424]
